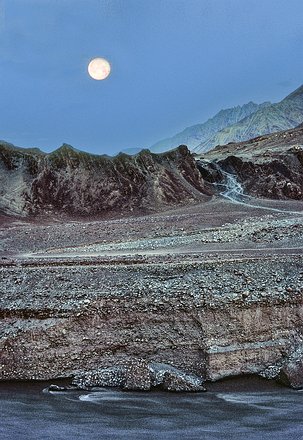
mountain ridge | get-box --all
[195,84,303,152]
[0,143,209,218]
[149,101,270,154]
[149,84,303,155]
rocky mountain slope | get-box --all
[149,101,269,154]
[196,84,303,153]
[198,122,303,200]
[0,143,209,218]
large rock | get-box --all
[72,361,206,392]
[278,346,303,389]
[149,363,206,392]
[72,360,152,391]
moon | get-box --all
[88,58,111,80]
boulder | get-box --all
[149,362,206,392]
[278,348,303,389]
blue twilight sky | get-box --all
[0,0,303,155]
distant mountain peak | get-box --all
[149,100,271,154]
[149,84,303,156]
[194,83,303,153]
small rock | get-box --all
[242,290,250,299]
[48,384,67,392]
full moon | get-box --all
[88,57,111,80]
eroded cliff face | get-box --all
[1,255,302,388]
[0,144,209,217]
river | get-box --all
[1,380,302,440]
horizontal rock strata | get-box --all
[1,256,303,389]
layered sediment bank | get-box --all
[1,199,303,391]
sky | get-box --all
[0,0,303,155]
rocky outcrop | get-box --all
[71,360,206,392]
[199,123,303,200]
[154,364,206,392]
[219,152,303,200]
[278,345,303,389]
[0,143,209,217]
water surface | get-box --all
[1,381,302,440]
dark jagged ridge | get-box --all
[200,123,303,200]
[0,143,209,217]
